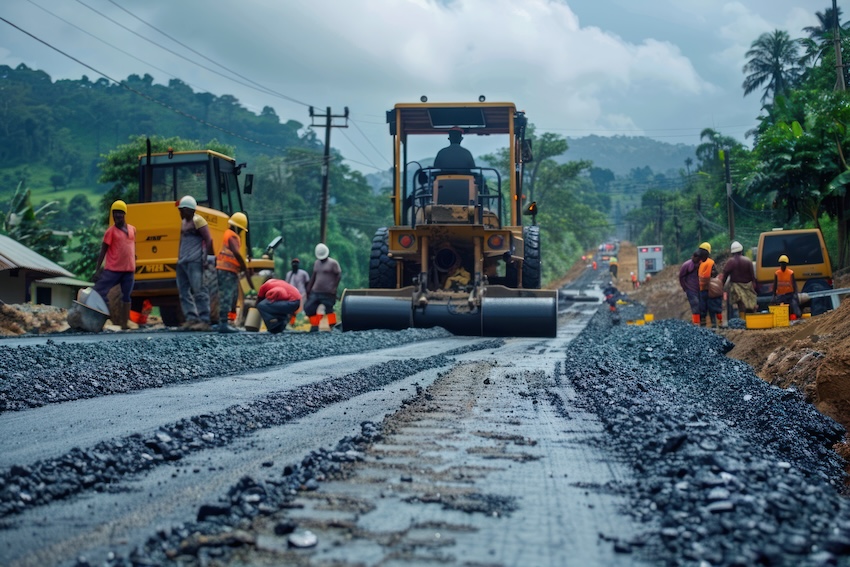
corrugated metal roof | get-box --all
[0,234,75,278]
[37,276,93,287]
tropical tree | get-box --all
[3,182,66,262]
[742,30,804,104]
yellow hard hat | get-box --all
[699,242,711,253]
[778,254,789,263]
[111,200,128,213]
[229,212,248,232]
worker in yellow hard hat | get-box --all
[697,242,722,328]
[215,212,254,333]
[92,200,136,330]
[772,254,801,320]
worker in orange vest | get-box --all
[216,212,253,333]
[772,254,802,320]
[630,271,638,289]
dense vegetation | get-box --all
[622,6,850,270]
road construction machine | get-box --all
[127,143,273,326]
[341,100,558,337]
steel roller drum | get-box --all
[341,289,557,337]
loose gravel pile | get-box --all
[0,328,452,412]
[4,306,850,566]
[564,304,850,566]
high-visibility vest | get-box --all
[698,258,715,291]
[216,229,241,273]
[775,268,795,295]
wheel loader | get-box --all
[341,100,558,337]
[126,142,274,326]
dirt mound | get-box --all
[625,250,850,433]
[0,303,70,336]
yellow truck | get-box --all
[128,146,273,326]
[755,228,833,315]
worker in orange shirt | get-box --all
[697,242,723,328]
[215,212,253,333]
[772,254,802,320]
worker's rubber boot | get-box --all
[120,302,131,330]
[691,314,700,325]
[309,326,319,333]
[217,321,237,333]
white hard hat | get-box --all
[730,241,743,253]
[177,195,197,210]
[315,243,330,260]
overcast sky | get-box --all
[0,0,826,173]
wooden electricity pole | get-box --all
[309,106,349,244]
[721,149,735,241]
[834,0,846,91]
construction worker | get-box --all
[256,278,302,334]
[721,240,757,317]
[679,250,702,325]
[93,200,136,330]
[630,271,638,289]
[285,257,310,326]
[176,196,213,331]
[608,256,619,280]
[304,243,342,332]
[772,254,802,320]
[215,212,253,333]
[697,242,723,328]
[434,127,475,172]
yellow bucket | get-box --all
[644,313,654,322]
[635,319,645,326]
[745,313,774,329]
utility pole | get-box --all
[309,106,349,244]
[721,149,735,241]
[834,0,846,91]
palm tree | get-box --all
[803,6,845,39]
[742,30,803,104]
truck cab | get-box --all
[128,149,272,326]
[755,228,833,315]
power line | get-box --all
[102,0,319,109]
[0,16,288,153]
[24,0,207,95]
[349,118,392,168]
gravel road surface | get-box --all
[1,272,849,567]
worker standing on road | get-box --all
[305,243,342,332]
[697,242,723,328]
[93,200,136,330]
[285,258,310,310]
[679,250,702,325]
[772,254,802,320]
[721,240,757,317]
[608,256,618,280]
[215,212,253,333]
[256,278,302,334]
[176,196,213,331]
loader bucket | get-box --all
[341,286,558,338]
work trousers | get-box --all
[94,270,134,303]
[256,298,300,334]
[176,261,210,323]
[217,270,239,322]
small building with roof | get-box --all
[0,234,90,307]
